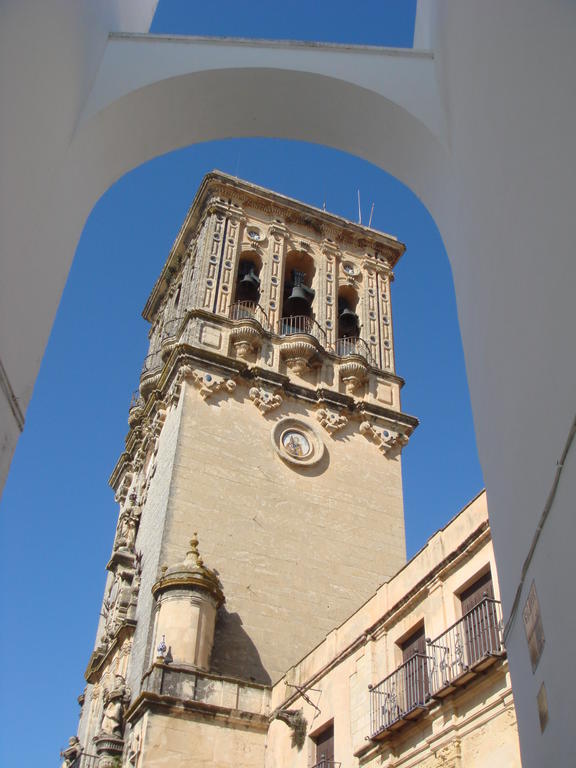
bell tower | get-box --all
[70,172,417,768]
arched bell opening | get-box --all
[281,251,316,334]
[337,286,360,341]
[231,252,262,319]
[235,252,262,303]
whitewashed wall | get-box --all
[1,1,575,764]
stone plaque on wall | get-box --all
[523,581,545,672]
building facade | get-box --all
[62,175,520,768]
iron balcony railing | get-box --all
[369,598,504,739]
[312,761,341,768]
[427,596,504,692]
[333,336,375,365]
[229,300,270,330]
[369,652,433,736]
[279,315,327,344]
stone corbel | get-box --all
[339,358,369,394]
[249,386,283,414]
[316,407,348,435]
[280,339,318,374]
[230,324,262,360]
[359,421,409,457]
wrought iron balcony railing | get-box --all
[427,596,504,694]
[333,337,375,365]
[369,652,433,737]
[229,300,270,330]
[369,598,505,739]
[279,315,327,344]
[312,761,341,768]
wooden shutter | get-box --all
[460,571,494,615]
[460,570,499,663]
[401,624,426,662]
[315,724,334,766]
[400,625,428,708]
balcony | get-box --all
[333,337,375,366]
[369,598,505,739]
[369,652,433,738]
[427,596,504,696]
[279,315,327,345]
[229,300,270,331]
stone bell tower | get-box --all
[68,172,417,767]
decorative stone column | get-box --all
[152,534,224,670]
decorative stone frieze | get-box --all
[249,386,283,414]
[190,370,237,400]
[316,407,348,434]
[359,420,409,456]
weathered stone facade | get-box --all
[64,174,520,768]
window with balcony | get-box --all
[312,723,338,768]
[281,251,315,335]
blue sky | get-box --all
[0,3,483,765]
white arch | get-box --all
[2,3,576,766]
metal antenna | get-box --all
[368,202,375,228]
[357,190,362,224]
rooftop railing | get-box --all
[369,598,505,739]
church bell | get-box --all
[338,307,359,336]
[236,267,261,302]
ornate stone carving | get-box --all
[60,736,82,768]
[435,737,462,767]
[230,323,262,359]
[99,675,131,737]
[114,498,141,552]
[190,370,237,400]
[359,421,409,456]
[316,408,348,434]
[280,339,318,374]
[249,386,283,414]
[339,358,369,394]
[101,556,142,643]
